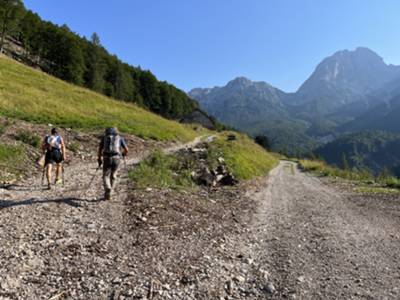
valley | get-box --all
[189,47,400,173]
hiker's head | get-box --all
[51,128,58,135]
[105,127,118,135]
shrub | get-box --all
[129,150,194,190]
[68,142,81,153]
[15,130,41,148]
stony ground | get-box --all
[248,161,400,300]
[2,139,400,299]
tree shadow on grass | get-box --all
[0,196,102,209]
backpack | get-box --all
[46,135,62,150]
[103,134,121,155]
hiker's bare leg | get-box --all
[103,158,112,200]
[46,164,52,185]
[56,163,62,181]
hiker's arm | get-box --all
[98,143,103,160]
[122,139,128,157]
[123,146,128,157]
[41,137,48,155]
[61,138,67,160]
[97,141,103,167]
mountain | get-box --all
[189,77,288,129]
[292,47,400,119]
[315,131,400,175]
[189,47,400,156]
[340,94,400,133]
[189,77,316,155]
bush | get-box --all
[129,150,194,190]
[68,142,81,153]
[0,143,26,179]
[255,135,271,150]
[15,130,41,148]
[0,124,5,136]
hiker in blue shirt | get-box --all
[97,127,128,200]
[41,128,66,189]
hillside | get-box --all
[315,131,400,175]
[0,55,198,142]
[1,1,198,119]
[340,94,400,133]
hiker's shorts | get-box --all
[103,156,121,191]
[45,149,63,165]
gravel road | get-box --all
[250,161,400,299]
[2,155,400,299]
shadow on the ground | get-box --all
[0,184,49,192]
[0,196,102,209]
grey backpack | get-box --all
[103,134,121,155]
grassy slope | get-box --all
[0,55,197,142]
[130,132,279,189]
[299,159,400,192]
[0,143,26,181]
[208,133,279,180]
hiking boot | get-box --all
[104,189,111,201]
[47,183,52,190]
[55,178,62,185]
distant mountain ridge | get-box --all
[189,47,400,155]
[315,131,400,176]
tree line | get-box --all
[0,0,198,119]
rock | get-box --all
[225,280,233,295]
[265,282,276,294]
[112,277,122,284]
[243,257,254,265]
[297,276,305,283]
[227,134,236,141]
[219,174,237,186]
[234,275,246,283]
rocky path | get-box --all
[0,137,205,299]
[249,161,400,299]
[2,154,400,299]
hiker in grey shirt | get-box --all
[97,128,128,200]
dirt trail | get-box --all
[0,137,204,299]
[250,161,400,299]
[2,152,400,299]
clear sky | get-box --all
[23,0,400,92]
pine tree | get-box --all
[341,153,350,171]
[83,32,106,92]
[0,0,24,53]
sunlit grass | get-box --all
[0,55,198,142]
[207,132,279,180]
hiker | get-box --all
[98,127,128,200]
[41,128,66,189]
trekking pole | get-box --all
[62,163,65,187]
[123,156,129,173]
[84,165,101,198]
[41,165,46,186]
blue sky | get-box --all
[24,0,400,92]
